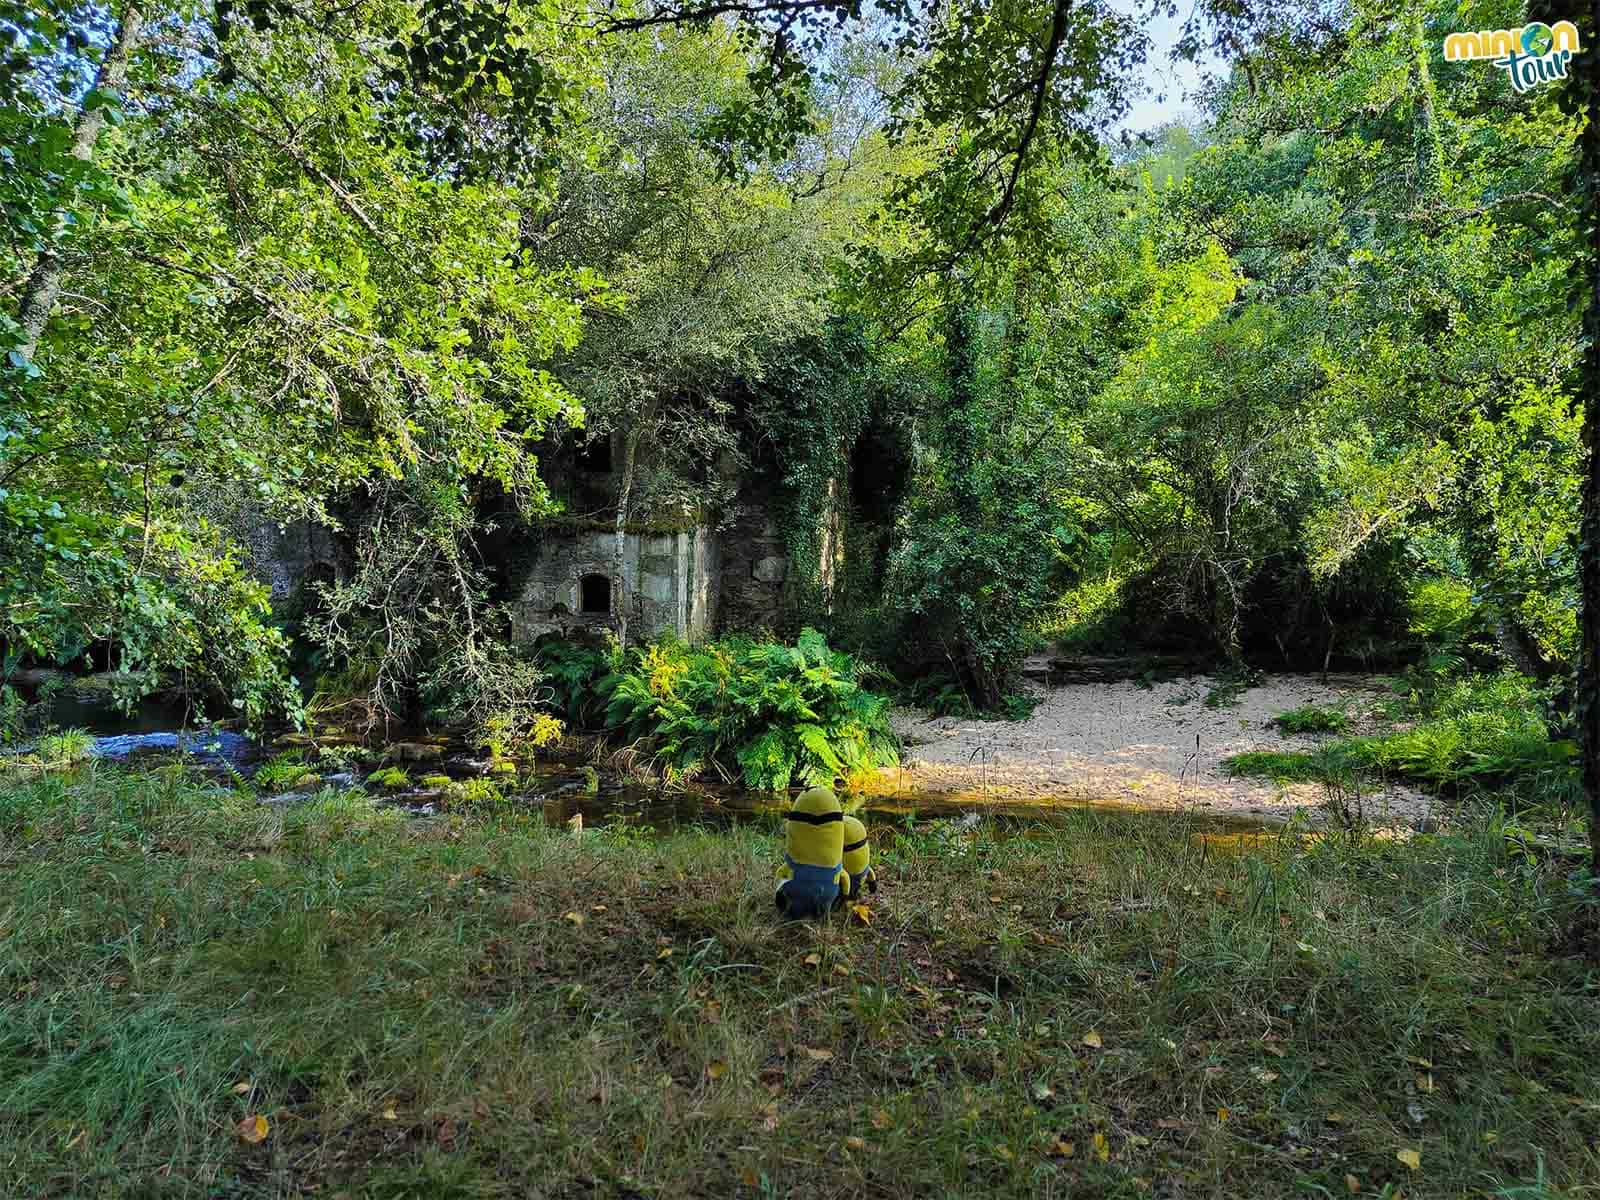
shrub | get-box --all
[1270,704,1351,735]
[366,766,412,789]
[1230,674,1577,808]
[36,728,95,765]
[533,640,621,729]
[252,752,317,793]
[602,628,899,790]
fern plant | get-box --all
[600,628,899,790]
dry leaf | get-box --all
[591,904,607,913]
[803,953,822,967]
[1345,1174,1361,1194]
[1053,1139,1076,1158]
[705,1060,727,1080]
[1082,1030,1103,1049]
[1415,1073,1435,1093]
[740,1167,759,1188]
[832,963,850,977]
[1032,1081,1054,1101]
[1325,1111,1344,1124]
[657,947,673,960]
[994,1144,1013,1161]
[235,1115,269,1144]
[850,903,872,926]
[563,911,584,927]
[231,1081,251,1095]
[1216,1107,1230,1123]
[382,1104,398,1121]
[871,1109,894,1130]
[803,1047,834,1062]
[845,1135,866,1151]
[1396,1148,1421,1171]
[1253,1069,1279,1084]
[1092,1132,1110,1162]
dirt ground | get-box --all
[875,673,1433,827]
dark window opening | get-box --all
[580,574,611,615]
[577,435,613,473]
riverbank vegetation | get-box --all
[4,0,1592,782]
[2,764,1597,1198]
[2,2,1599,1191]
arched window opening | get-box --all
[579,574,611,615]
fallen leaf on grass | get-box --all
[1051,1139,1075,1158]
[563,911,583,927]
[1216,1107,1229,1123]
[871,1108,894,1130]
[235,1115,269,1144]
[231,1081,251,1095]
[1081,1030,1103,1049]
[1345,1174,1361,1194]
[849,903,872,926]
[1032,1081,1054,1101]
[1092,1132,1109,1162]
[382,1104,398,1121]
[740,1167,759,1187]
[1252,1068,1279,1084]
[656,947,673,960]
[1396,1148,1421,1170]
[706,1061,727,1080]
[803,953,822,967]
[844,1136,866,1151]
[833,963,850,977]
[803,1047,834,1062]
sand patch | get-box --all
[875,673,1432,827]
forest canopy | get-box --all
[1,0,1594,791]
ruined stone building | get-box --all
[245,432,830,647]
[504,434,797,644]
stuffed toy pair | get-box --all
[775,787,876,918]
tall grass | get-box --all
[1,764,1596,1197]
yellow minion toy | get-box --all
[775,787,848,919]
[841,814,877,899]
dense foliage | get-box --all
[0,0,1594,847]
[541,630,898,790]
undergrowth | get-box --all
[0,764,1596,1198]
[603,629,899,790]
[1271,704,1352,735]
[1227,674,1578,813]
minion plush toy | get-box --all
[841,814,877,899]
[775,787,848,919]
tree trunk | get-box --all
[1577,0,1600,874]
[14,3,144,361]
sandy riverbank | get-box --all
[874,673,1433,826]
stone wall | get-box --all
[508,526,717,644]
[715,499,790,633]
[238,516,345,603]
